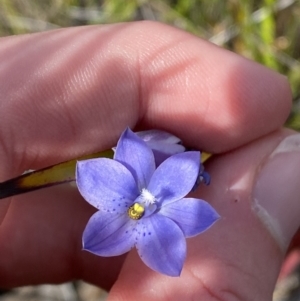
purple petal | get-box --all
[83,210,136,256]
[149,142,185,155]
[136,214,186,276]
[147,152,200,205]
[136,129,182,144]
[114,128,156,190]
[151,146,185,166]
[159,198,220,237]
[76,158,138,212]
[137,130,185,166]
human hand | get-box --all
[0,22,296,300]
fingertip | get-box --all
[140,33,292,152]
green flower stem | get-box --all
[0,150,211,200]
[0,150,114,199]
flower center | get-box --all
[128,203,145,220]
[128,189,156,220]
[140,188,156,206]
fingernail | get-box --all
[253,134,300,252]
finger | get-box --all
[108,129,300,301]
[0,184,126,288]
[0,22,291,181]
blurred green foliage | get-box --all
[0,0,299,129]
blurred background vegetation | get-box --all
[0,1,299,300]
[0,0,299,130]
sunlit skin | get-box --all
[0,21,297,300]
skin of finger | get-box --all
[0,185,126,289]
[0,22,291,288]
[108,129,295,301]
[0,22,291,181]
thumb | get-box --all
[107,129,300,301]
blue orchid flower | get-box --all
[76,128,219,276]
[137,129,211,188]
[112,129,185,166]
[116,129,210,188]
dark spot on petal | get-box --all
[148,232,151,235]
[143,233,146,237]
